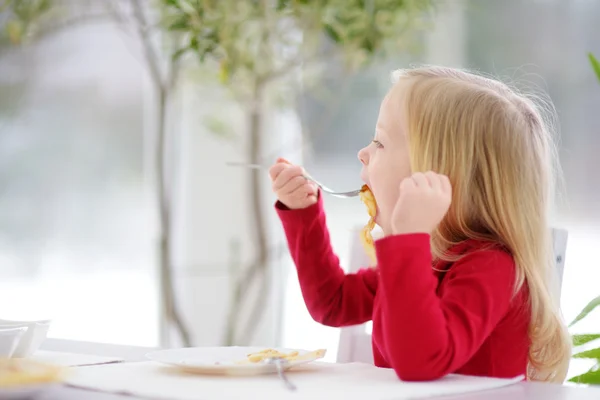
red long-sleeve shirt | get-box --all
[276,196,530,381]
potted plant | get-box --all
[3,0,438,347]
[569,294,600,384]
[161,0,436,346]
[567,53,600,385]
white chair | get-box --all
[336,227,377,364]
[336,227,569,364]
[552,228,568,300]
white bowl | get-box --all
[0,327,27,358]
[0,319,51,358]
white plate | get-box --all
[146,346,326,375]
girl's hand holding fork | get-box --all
[269,158,319,210]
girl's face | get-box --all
[358,86,411,235]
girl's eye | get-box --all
[372,139,383,148]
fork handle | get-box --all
[227,162,314,186]
[274,359,297,391]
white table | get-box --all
[39,381,600,400]
[35,339,600,400]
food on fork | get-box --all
[359,184,377,263]
[0,358,63,388]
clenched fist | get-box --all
[269,158,318,210]
[391,172,452,235]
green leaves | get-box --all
[590,53,600,82]
[573,348,600,360]
[160,0,435,84]
[5,20,23,44]
[573,334,600,347]
[203,114,235,139]
[167,15,190,31]
[569,295,600,328]
[2,0,55,44]
[570,295,600,385]
[7,0,51,20]
[570,366,600,385]
[323,24,341,43]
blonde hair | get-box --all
[388,66,571,382]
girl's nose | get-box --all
[358,146,369,166]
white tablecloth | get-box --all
[64,361,523,400]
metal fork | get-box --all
[263,357,297,391]
[226,162,362,199]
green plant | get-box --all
[569,295,600,384]
[568,53,600,385]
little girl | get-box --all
[269,66,571,382]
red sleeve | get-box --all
[375,234,517,381]
[276,194,378,327]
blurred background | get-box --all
[0,0,598,374]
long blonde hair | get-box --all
[391,66,571,382]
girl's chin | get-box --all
[374,215,383,229]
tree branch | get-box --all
[237,242,288,345]
[130,0,165,90]
[167,38,184,91]
[104,0,136,37]
[129,0,190,347]
[224,241,288,345]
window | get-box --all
[0,23,158,346]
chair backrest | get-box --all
[552,228,568,300]
[336,227,569,364]
[336,227,377,364]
